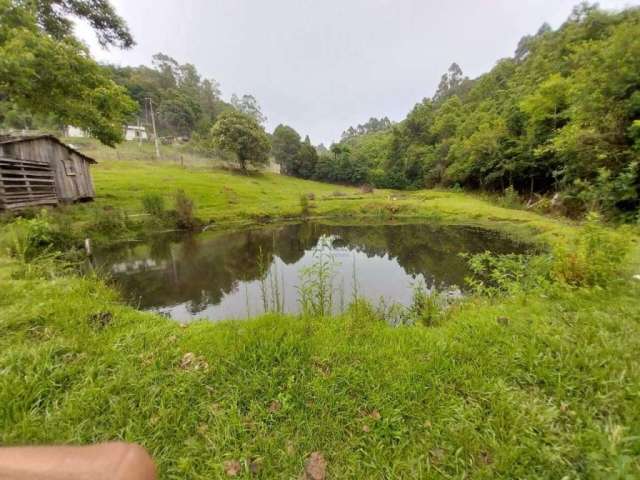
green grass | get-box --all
[61,139,571,244]
[1,139,640,478]
[1,265,639,478]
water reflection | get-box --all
[95,222,529,322]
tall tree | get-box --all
[230,94,266,125]
[433,63,467,102]
[107,53,229,137]
[297,135,318,179]
[271,124,301,175]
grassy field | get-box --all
[1,140,639,478]
[62,139,571,242]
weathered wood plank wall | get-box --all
[0,157,57,210]
[0,137,95,210]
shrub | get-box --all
[173,189,197,230]
[90,206,130,236]
[141,193,166,218]
[406,282,447,327]
[4,210,74,262]
[465,213,631,296]
[553,212,631,287]
[465,252,553,297]
[499,185,522,209]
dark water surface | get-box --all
[95,222,530,322]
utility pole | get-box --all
[146,97,161,160]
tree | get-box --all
[210,111,270,170]
[108,53,228,138]
[296,137,318,179]
[0,0,137,145]
[271,124,301,175]
[433,63,467,102]
[340,116,392,140]
[230,94,266,125]
[24,0,134,48]
[157,90,201,137]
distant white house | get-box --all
[65,126,88,138]
[124,125,148,141]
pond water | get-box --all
[95,222,530,322]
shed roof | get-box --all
[0,134,97,164]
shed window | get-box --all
[63,159,76,176]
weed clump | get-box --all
[298,237,337,317]
[141,193,166,219]
[553,212,631,286]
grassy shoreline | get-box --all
[1,148,640,478]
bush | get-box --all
[466,252,553,297]
[4,210,74,262]
[141,193,166,218]
[90,206,130,237]
[406,282,448,327]
[173,189,198,230]
[553,212,631,287]
[466,212,631,296]
[499,185,522,209]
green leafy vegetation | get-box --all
[104,53,237,139]
[210,110,271,171]
[1,1,640,477]
[0,0,137,144]
[1,196,639,477]
[278,5,640,221]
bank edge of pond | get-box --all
[96,210,556,256]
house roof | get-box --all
[0,134,97,164]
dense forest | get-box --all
[105,56,268,138]
[274,4,640,220]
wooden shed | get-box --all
[0,135,96,211]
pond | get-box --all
[94,222,530,322]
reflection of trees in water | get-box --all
[98,222,527,311]
[313,224,527,287]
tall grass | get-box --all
[297,236,338,317]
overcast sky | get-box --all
[77,0,638,145]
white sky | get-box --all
[76,0,639,145]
